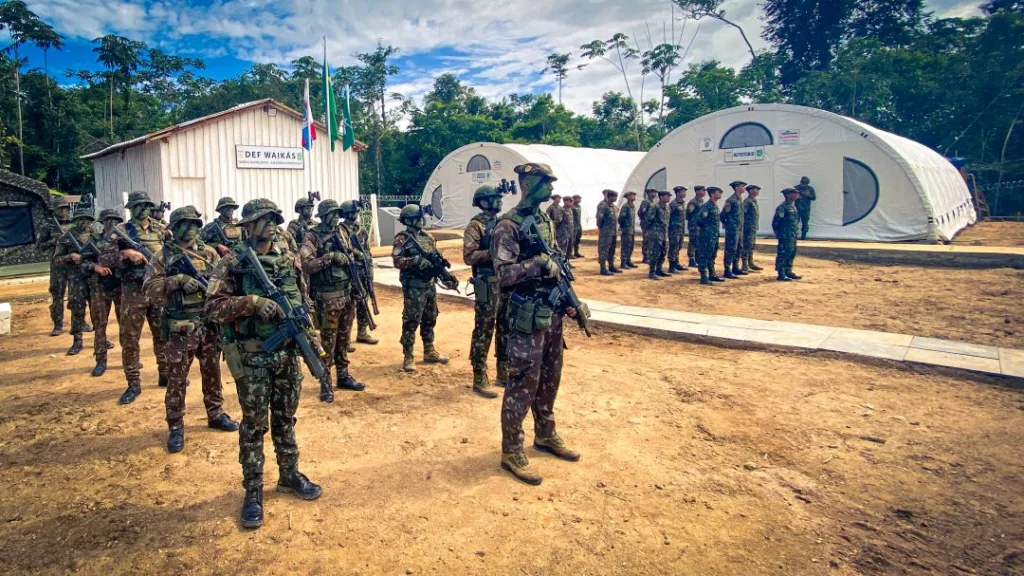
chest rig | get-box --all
[120,221,164,283]
[226,245,302,341]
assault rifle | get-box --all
[325,232,376,331]
[519,215,592,337]
[400,235,459,293]
[238,245,327,381]
[348,228,379,316]
[209,221,232,249]
[53,217,85,254]
[110,225,155,261]
[165,249,210,291]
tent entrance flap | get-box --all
[842,157,880,226]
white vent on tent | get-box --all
[466,155,491,172]
[720,122,773,149]
[430,185,444,222]
[645,168,667,192]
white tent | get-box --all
[420,143,646,231]
[623,104,975,242]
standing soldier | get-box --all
[101,191,169,404]
[205,199,323,530]
[668,186,689,273]
[795,176,816,240]
[695,187,725,285]
[463,185,505,399]
[83,209,123,377]
[151,201,170,238]
[392,205,455,373]
[595,189,620,276]
[339,200,379,347]
[545,195,564,239]
[720,181,747,279]
[637,188,657,264]
[645,190,672,279]
[201,197,243,256]
[741,185,763,273]
[685,185,706,268]
[301,200,367,400]
[618,190,638,269]
[773,188,803,281]
[570,194,584,258]
[287,196,317,250]
[144,206,238,453]
[39,197,74,336]
[491,162,582,485]
[556,197,575,256]
[52,205,99,356]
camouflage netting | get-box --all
[0,169,58,268]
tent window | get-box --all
[0,205,35,248]
[645,168,667,192]
[429,185,444,221]
[842,157,880,226]
[720,122,773,149]
[466,155,491,172]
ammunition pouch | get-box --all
[221,340,247,380]
[508,293,554,334]
[469,274,497,304]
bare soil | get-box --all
[0,283,1022,575]
[953,221,1024,247]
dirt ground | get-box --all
[0,283,1022,575]
[953,221,1024,247]
[437,243,1022,349]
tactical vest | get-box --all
[309,226,352,293]
[397,229,437,285]
[501,207,558,298]
[470,214,497,278]
[225,244,302,341]
[121,220,165,283]
[162,242,213,320]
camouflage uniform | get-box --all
[795,183,816,240]
[38,211,73,333]
[668,195,688,271]
[144,216,229,436]
[773,193,801,278]
[286,216,317,252]
[618,199,636,268]
[341,218,376,338]
[595,198,618,273]
[685,195,705,266]
[721,192,745,276]
[644,197,670,277]
[637,196,654,264]
[555,204,574,256]
[694,199,722,282]
[201,197,243,253]
[83,210,124,375]
[741,195,760,272]
[392,226,443,362]
[570,199,583,258]
[52,209,98,351]
[464,211,503,394]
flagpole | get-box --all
[324,36,335,203]
[304,79,312,208]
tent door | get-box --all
[714,164,775,234]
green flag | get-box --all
[322,43,340,152]
[340,85,355,152]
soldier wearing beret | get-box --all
[556,196,576,256]
[618,191,638,269]
[595,189,620,276]
[741,185,763,273]
[570,194,584,258]
[545,194,565,250]
[685,186,706,268]
[720,180,747,279]
[668,186,689,273]
[694,187,725,285]
[637,188,657,264]
[644,190,672,279]
[773,188,803,281]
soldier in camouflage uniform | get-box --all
[668,186,689,273]
[83,209,124,377]
[618,190,638,269]
[557,197,575,256]
[491,162,581,485]
[144,206,238,453]
[300,200,367,400]
[773,188,803,281]
[645,190,672,280]
[38,198,75,336]
[595,189,620,276]
[339,200,379,347]
[100,191,169,404]
[392,205,454,373]
[205,199,323,530]
[201,196,243,256]
[685,185,706,267]
[287,196,317,250]
[151,201,170,237]
[570,194,584,258]
[720,181,747,279]
[795,176,816,240]
[463,185,505,399]
[694,187,725,285]
[637,188,657,264]
[741,185,763,273]
[52,205,100,356]
[545,195,565,245]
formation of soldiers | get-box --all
[594,177,813,284]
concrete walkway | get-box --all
[371,260,1024,381]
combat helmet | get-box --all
[98,208,124,223]
[295,196,315,211]
[169,206,203,229]
[125,190,154,209]
[399,204,424,226]
[239,199,284,225]
[215,196,240,212]
[339,200,361,217]
[72,205,95,221]
[317,199,341,220]
[471,185,502,208]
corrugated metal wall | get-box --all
[92,106,360,220]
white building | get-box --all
[419,142,646,231]
[623,104,975,242]
[84,99,364,218]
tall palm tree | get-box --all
[92,34,145,140]
[34,25,64,104]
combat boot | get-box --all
[656,267,671,278]
[49,323,62,337]
[534,433,581,462]
[118,379,141,405]
[158,374,168,388]
[208,413,239,431]
[689,258,697,267]
[500,451,542,485]
[609,264,623,274]
[740,260,750,274]
[599,262,612,276]
[786,270,802,280]
[777,273,792,281]
[473,369,498,399]
[276,470,323,500]
[648,270,660,280]
[83,323,93,333]
[347,345,355,353]
[734,262,748,276]
[337,371,366,391]
[403,349,417,373]
[700,271,712,286]
[167,427,185,453]
[628,261,639,269]
[240,486,264,529]
[356,328,379,345]
[423,344,449,365]
[105,339,115,350]
[319,373,334,403]
[494,363,509,388]
[724,268,738,279]
[91,356,107,377]
[66,334,83,356]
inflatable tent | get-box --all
[419,143,646,231]
[622,104,975,242]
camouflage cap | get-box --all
[782,187,800,196]
[746,184,761,192]
[239,198,284,225]
[673,185,688,192]
[295,196,315,210]
[98,208,124,223]
[169,206,203,228]
[513,163,558,182]
[729,180,747,189]
[72,205,95,221]
[316,199,341,220]
[215,196,240,211]
[125,190,154,209]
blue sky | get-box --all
[22,0,983,116]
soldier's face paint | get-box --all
[251,215,278,240]
[152,211,165,221]
[522,175,553,204]
[299,206,313,219]
[131,205,152,221]
[74,218,93,231]
[481,197,503,213]
[175,222,199,243]
[56,207,71,220]
[218,207,235,221]
[328,213,341,228]
[102,218,119,232]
